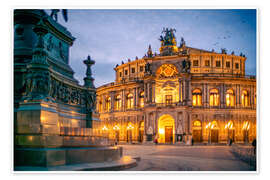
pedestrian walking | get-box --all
[229,138,233,146]
[252,139,256,155]
[191,138,194,146]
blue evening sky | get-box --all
[50,9,256,87]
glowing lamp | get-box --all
[159,128,165,134]
[102,125,108,131]
[127,124,134,130]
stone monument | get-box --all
[14,10,124,169]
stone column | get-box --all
[182,79,186,105]
[133,88,137,108]
[122,89,125,111]
[178,79,182,103]
[187,79,192,106]
[144,82,148,103]
[135,87,139,108]
[148,82,152,103]
[152,82,155,103]
[110,91,115,112]
[220,84,224,108]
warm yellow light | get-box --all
[206,122,211,129]
[127,124,134,130]
[102,125,108,131]
[41,116,45,123]
[159,128,165,134]
[242,121,250,130]
[113,125,120,130]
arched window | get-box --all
[105,97,111,112]
[226,89,235,107]
[225,120,234,129]
[210,121,219,129]
[192,89,202,106]
[241,90,250,107]
[210,89,220,106]
[255,93,256,106]
[98,100,102,112]
[114,95,122,111]
[126,93,134,109]
[139,92,144,108]
[193,120,202,127]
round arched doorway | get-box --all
[158,114,175,143]
[192,120,202,143]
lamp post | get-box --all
[127,124,134,143]
[206,122,211,144]
[102,125,109,139]
[113,125,120,144]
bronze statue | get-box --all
[50,9,68,22]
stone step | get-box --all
[14,156,137,171]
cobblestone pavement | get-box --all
[119,145,256,171]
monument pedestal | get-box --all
[14,100,122,168]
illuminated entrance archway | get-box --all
[158,114,175,143]
[192,120,202,143]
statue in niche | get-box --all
[176,122,183,134]
[145,62,152,74]
[181,59,191,73]
[147,126,153,135]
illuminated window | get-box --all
[241,90,250,107]
[192,89,202,106]
[255,93,256,105]
[225,121,234,129]
[193,120,201,127]
[98,100,102,112]
[115,95,122,111]
[139,92,144,107]
[105,97,111,112]
[226,89,235,107]
[210,89,220,106]
[211,121,218,129]
[126,93,134,109]
[205,60,210,67]
[193,60,199,66]
[216,61,221,67]
[165,95,173,104]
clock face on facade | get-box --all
[156,64,178,78]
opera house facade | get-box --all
[96,28,256,145]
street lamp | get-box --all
[127,124,134,143]
[113,125,120,144]
[102,125,109,138]
[205,122,211,144]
